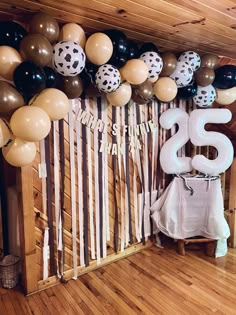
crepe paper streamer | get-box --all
[101,97,107,257]
[86,98,96,260]
[102,97,110,243]
[97,97,104,258]
[93,97,101,264]
[58,119,65,278]
[130,102,140,242]
[75,99,85,268]
[69,100,78,279]
[39,139,47,214]
[125,104,133,244]
[81,98,89,266]
[112,106,119,253]
[43,227,49,280]
[53,120,62,278]
[45,130,56,275]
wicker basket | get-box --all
[0,255,20,289]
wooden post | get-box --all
[17,166,38,294]
[228,158,236,248]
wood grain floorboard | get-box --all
[0,245,236,314]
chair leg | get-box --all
[206,241,217,257]
[177,240,185,255]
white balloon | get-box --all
[178,51,201,71]
[170,61,193,87]
[160,108,192,174]
[95,64,121,93]
[189,109,234,175]
[140,51,163,79]
[193,85,216,108]
[52,40,86,76]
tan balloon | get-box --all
[85,33,113,65]
[153,77,178,102]
[10,106,51,142]
[106,82,132,106]
[2,138,36,167]
[30,88,69,121]
[0,119,12,148]
[216,87,236,106]
[59,23,86,48]
[0,46,22,80]
[120,59,148,85]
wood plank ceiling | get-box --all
[0,0,235,60]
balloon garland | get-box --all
[0,13,236,167]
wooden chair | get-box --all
[177,237,217,256]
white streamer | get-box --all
[43,227,49,280]
[69,100,77,279]
[86,98,95,260]
[76,99,85,267]
[93,98,101,264]
[101,98,107,258]
[39,140,47,214]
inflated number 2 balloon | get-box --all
[160,108,234,176]
[160,108,192,174]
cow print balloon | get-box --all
[140,51,163,78]
[95,64,121,93]
[52,40,86,76]
[170,61,193,88]
[193,84,216,108]
[178,51,201,71]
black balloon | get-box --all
[104,29,129,56]
[0,21,27,50]
[128,41,139,59]
[80,62,98,91]
[139,42,160,56]
[44,66,58,88]
[177,82,197,100]
[13,61,46,101]
[108,52,127,68]
[213,65,236,89]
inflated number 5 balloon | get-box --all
[160,108,234,176]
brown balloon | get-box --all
[195,67,215,87]
[29,13,59,43]
[57,75,84,99]
[20,34,52,67]
[201,54,218,69]
[132,80,153,104]
[132,90,147,105]
[0,81,25,113]
[160,52,177,77]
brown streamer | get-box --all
[45,130,56,275]
[97,97,104,257]
[125,104,133,244]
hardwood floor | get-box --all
[1,243,236,314]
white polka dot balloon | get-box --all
[178,51,201,71]
[52,40,86,76]
[193,85,216,108]
[170,60,193,87]
[140,51,163,79]
[95,64,121,93]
